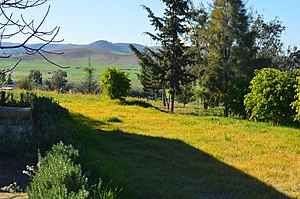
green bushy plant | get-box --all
[244,68,296,126]
[18,78,33,90]
[27,142,89,199]
[100,67,131,99]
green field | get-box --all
[21,91,299,199]
[0,48,141,87]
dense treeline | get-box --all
[131,0,300,125]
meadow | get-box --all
[22,91,299,198]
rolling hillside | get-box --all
[0,43,141,85]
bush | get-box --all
[244,68,296,126]
[100,67,131,99]
[27,142,89,199]
[31,96,76,154]
[18,78,33,90]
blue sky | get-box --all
[11,0,300,48]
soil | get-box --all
[0,158,29,191]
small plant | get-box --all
[100,66,131,99]
[27,142,89,199]
[91,179,122,199]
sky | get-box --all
[6,0,300,48]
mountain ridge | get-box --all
[0,40,151,55]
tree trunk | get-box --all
[224,102,229,117]
[162,90,166,107]
[170,93,175,113]
[272,117,278,126]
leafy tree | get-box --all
[100,67,131,99]
[51,70,68,91]
[28,70,43,86]
[244,68,296,126]
[80,57,98,94]
[132,0,194,112]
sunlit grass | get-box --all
[38,92,299,198]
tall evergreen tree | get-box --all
[80,57,98,94]
[200,0,255,117]
[132,0,194,112]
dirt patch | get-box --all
[0,158,29,191]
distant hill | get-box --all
[9,47,139,66]
[0,40,151,55]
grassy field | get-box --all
[21,91,298,199]
[0,48,141,86]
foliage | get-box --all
[28,70,43,86]
[100,66,131,99]
[18,78,33,90]
[291,72,300,121]
[176,83,195,106]
[0,91,35,107]
[132,0,195,112]
[129,46,164,95]
[244,68,296,126]
[197,0,256,117]
[227,78,249,118]
[252,15,286,69]
[51,70,68,91]
[27,142,89,199]
[80,58,98,94]
[0,73,6,84]
[31,96,76,154]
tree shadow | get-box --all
[73,115,291,199]
[117,99,168,113]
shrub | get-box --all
[244,68,296,126]
[100,67,131,99]
[27,142,89,199]
[31,96,76,154]
[51,70,68,91]
[18,78,33,90]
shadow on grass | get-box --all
[117,99,168,113]
[72,114,291,199]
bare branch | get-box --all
[0,58,21,74]
[0,0,69,74]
